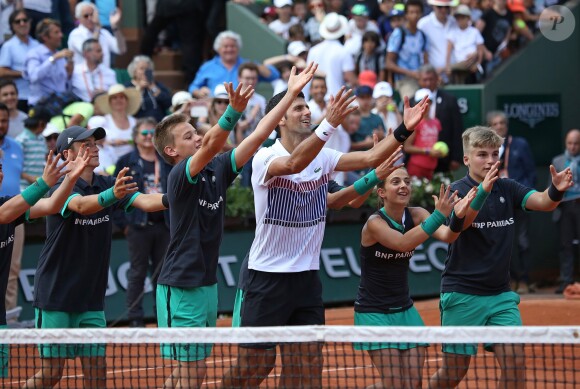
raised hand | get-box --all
[481,161,501,192]
[325,86,357,128]
[454,186,477,218]
[432,184,459,217]
[287,62,318,95]
[113,167,138,199]
[66,144,91,180]
[375,145,404,180]
[550,165,574,192]
[402,95,429,130]
[41,150,70,187]
[225,82,254,113]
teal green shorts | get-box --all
[231,288,244,328]
[0,324,7,377]
[35,309,106,359]
[353,307,428,351]
[440,291,522,355]
[156,284,218,361]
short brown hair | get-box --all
[36,18,61,43]
[238,62,259,77]
[154,114,189,164]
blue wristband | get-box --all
[353,170,380,195]
[421,209,446,236]
[218,105,243,132]
[470,183,490,211]
[21,177,50,206]
[98,187,119,208]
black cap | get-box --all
[56,125,106,154]
[355,85,373,96]
[24,106,53,128]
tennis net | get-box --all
[2,325,579,388]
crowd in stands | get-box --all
[0,0,566,327]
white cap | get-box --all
[213,84,229,99]
[287,41,308,57]
[414,88,435,102]
[171,91,194,111]
[274,0,293,8]
[87,115,107,130]
[372,82,393,98]
[42,123,60,137]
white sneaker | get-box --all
[5,306,22,322]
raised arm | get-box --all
[265,86,357,180]
[234,63,318,170]
[525,165,573,211]
[0,150,70,223]
[335,96,429,172]
[29,146,91,219]
[65,167,138,215]
[188,82,254,178]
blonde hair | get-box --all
[462,126,504,155]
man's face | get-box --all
[405,5,423,24]
[281,97,311,135]
[0,85,18,110]
[310,79,327,103]
[357,94,373,111]
[433,5,451,21]
[238,69,259,89]
[565,130,580,157]
[11,12,31,37]
[85,42,104,65]
[464,146,500,182]
[44,24,63,49]
[68,136,100,167]
[419,71,438,91]
[79,5,96,30]
[0,109,8,140]
[489,115,508,138]
[218,38,239,64]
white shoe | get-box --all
[5,306,22,322]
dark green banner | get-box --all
[17,224,446,322]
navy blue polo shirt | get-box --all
[157,150,240,288]
[0,197,25,325]
[355,208,415,313]
[441,174,535,295]
[34,175,137,312]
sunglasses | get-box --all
[214,99,229,105]
[13,18,29,24]
[310,3,324,9]
[140,129,155,136]
[83,13,94,19]
[45,134,59,141]
[435,5,451,9]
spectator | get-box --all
[18,0,52,39]
[416,64,464,173]
[403,88,443,180]
[476,0,514,76]
[115,117,170,328]
[89,0,121,34]
[342,0,382,20]
[188,30,280,99]
[505,0,534,54]
[0,102,24,324]
[93,84,142,162]
[385,0,428,99]
[418,0,458,82]
[67,1,126,67]
[371,81,402,136]
[307,12,357,96]
[304,0,326,44]
[344,4,382,57]
[307,75,328,125]
[71,38,117,103]
[488,110,536,294]
[355,31,386,81]
[15,105,49,191]
[288,21,307,43]
[41,122,60,154]
[0,9,39,112]
[269,0,300,40]
[125,55,172,122]
[445,5,484,84]
[350,85,385,152]
[377,0,397,42]
[552,129,580,294]
[24,18,73,106]
[0,80,27,138]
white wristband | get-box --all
[314,119,336,142]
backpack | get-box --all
[396,27,427,53]
[33,91,81,119]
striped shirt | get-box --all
[15,128,47,191]
[249,139,342,273]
